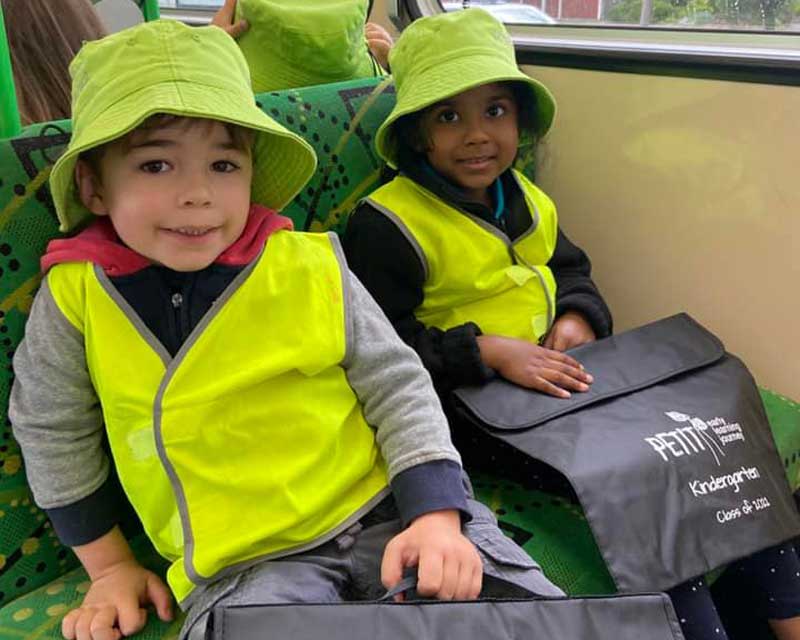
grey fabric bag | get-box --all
[211,576,686,639]
[453,313,800,592]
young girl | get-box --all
[344,14,609,404]
[342,9,800,640]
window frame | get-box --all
[399,0,800,84]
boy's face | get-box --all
[76,119,253,272]
[420,82,519,206]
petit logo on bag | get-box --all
[644,410,746,466]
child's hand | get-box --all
[381,510,482,601]
[365,22,394,70]
[478,335,593,398]
[211,0,249,39]
[542,311,596,352]
[61,560,172,640]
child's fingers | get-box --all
[545,349,584,370]
[225,20,249,39]
[541,369,590,393]
[437,554,460,600]
[62,608,81,640]
[115,596,146,637]
[451,561,474,601]
[456,569,477,601]
[88,608,122,640]
[365,22,392,41]
[543,358,593,384]
[380,538,405,592]
[72,606,118,640]
[548,360,590,381]
[146,574,174,622]
[72,607,96,640]
[416,550,444,597]
[469,563,484,600]
[211,0,247,38]
[531,376,571,398]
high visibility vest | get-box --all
[366,171,558,342]
[47,231,389,604]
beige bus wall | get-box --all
[522,65,799,398]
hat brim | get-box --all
[375,53,556,169]
[51,81,317,232]
[243,41,381,93]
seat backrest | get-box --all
[0,75,396,605]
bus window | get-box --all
[434,0,800,31]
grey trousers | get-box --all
[183,498,562,640]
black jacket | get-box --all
[343,162,612,392]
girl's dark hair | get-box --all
[392,81,540,174]
[3,0,107,125]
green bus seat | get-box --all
[0,75,796,638]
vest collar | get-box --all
[41,204,293,276]
[401,159,532,241]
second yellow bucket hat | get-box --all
[50,20,317,232]
[375,8,557,169]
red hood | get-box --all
[41,204,294,276]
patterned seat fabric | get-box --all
[0,75,797,638]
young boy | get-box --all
[9,20,562,640]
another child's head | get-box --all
[375,9,556,200]
[3,0,107,125]
[49,20,317,271]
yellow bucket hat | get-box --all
[50,19,317,232]
[235,0,382,93]
[375,8,557,169]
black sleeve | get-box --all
[549,228,613,338]
[45,474,124,546]
[343,202,493,391]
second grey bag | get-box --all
[212,587,686,640]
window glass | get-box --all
[441,0,800,32]
[158,0,223,8]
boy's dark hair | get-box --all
[394,81,539,174]
[80,114,256,177]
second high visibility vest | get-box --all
[46,231,389,604]
[366,171,558,342]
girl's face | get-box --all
[420,82,519,206]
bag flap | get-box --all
[453,313,724,432]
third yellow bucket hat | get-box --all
[50,20,317,232]
[375,8,557,169]
[235,0,383,93]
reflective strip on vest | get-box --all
[47,231,389,604]
[367,171,558,342]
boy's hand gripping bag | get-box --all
[211,576,687,639]
[453,313,800,592]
